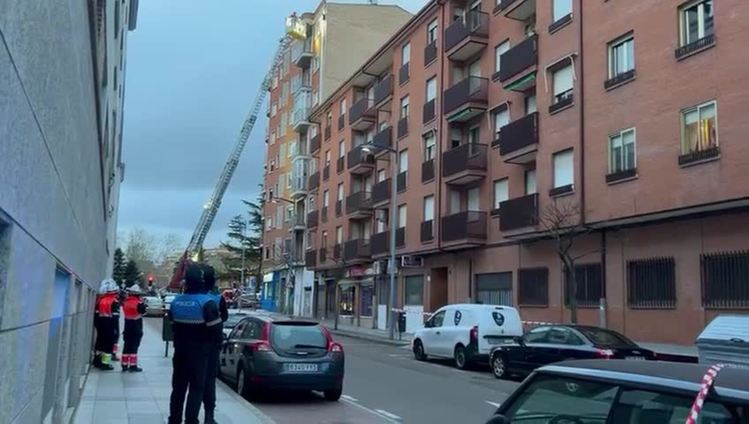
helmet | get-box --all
[99,279,118,294]
[127,284,144,295]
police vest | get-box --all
[170,294,214,324]
[123,296,144,320]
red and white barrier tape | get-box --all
[522,320,558,327]
[685,364,724,424]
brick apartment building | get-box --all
[261,3,412,315]
[285,0,749,345]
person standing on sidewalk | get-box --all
[93,279,120,370]
[201,264,228,424]
[122,283,147,372]
[168,263,222,424]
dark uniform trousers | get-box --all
[168,342,211,424]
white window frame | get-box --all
[426,77,437,102]
[493,107,510,138]
[493,178,509,210]
[397,204,407,228]
[525,169,537,195]
[398,149,409,173]
[323,190,329,207]
[337,183,344,201]
[525,94,537,115]
[608,128,637,174]
[608,35,635,78]
[681,100,718,154]
[423,132,436,161]
[400,95,410,118]
[338,140,345,158]
[423,195,435,221]
[552,0,572,23]
[552,149,574,189]
[336,226,343,244]
[427,19,438,44]
[679,0,714,46]
[401,42,411,65]
[494,40,510,73]
[552,63,574,105]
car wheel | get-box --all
[491,353,507,379]
[324,388,342,401]
[236,367,252,399]
[454,345,468,370]
[413,340,427,361]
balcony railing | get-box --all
[347,146,375,172]
[343,239,371,262]
[308,171,320,191]
[333,243,342,260]
[292,106,312,131]
[321,206,328,223]
[345,191,373,216]
[336,156,345,173]
[424,41,438,66]
[371,232,388,256]
[292,38,313,68]
[374,75,394,107]
[441,211,487,243]
[423,99,436,123]
[372,125,393,154]
[305,249,317,268]
[499,193,539,231]
[421,220,434,242]
[322,164,330,181]
[290,176,308,197]
[318,247,327,263]
[335,199,342,216]
[499,112,539,161]
[675,34,716,60]
[422,159,435,183]
[397,117,408,139]
[396,171,407,192]
[443,76,489,118]
[499,35,537,82]
[338,114,345,130]
[324,125,331,140]
[441,143,488,182]
[306,210,319,229]
[396,227,405,247]
[349,97,376,130]
[444,10,489,60]
[310,133,321,153]
[399,62,409,85]
[291,213,306,230]
[372,179,391,205]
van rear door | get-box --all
[479,307,520,354]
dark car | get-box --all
[485,360,749,423]
[489,325,655,379]
[219,315,344,401]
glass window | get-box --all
[340,286,355,315]
[360,285,374,317]
[405,275,424,305]
[399,149,408,173]
[612,389,733,423]
[609,128,636,173]
[523,326,550,343]
[400,96,410,118]
[270,323,327,351]
[325,150,331,165]
[468,126,480,144]
[398,205,407,228]
[337,183,344,200]
[494,40,510,73]
[553,149,574,188]
[427,19,438,44]
[493,179,508,209]
[680,0,714,46]
[241,320,261,339]
[525,94,537,115]
[552,64,574,104]
[547,327,585,345]
[493,108,510,137]
[423,196,435,221]
[336,226,343,243]
[577,327,636,348]
[338,140,345,158]
[682,101,717,154]
[323,190,329,207]
[429,310,445,327]
[552,0,572,22]
[426,77,437,102]
[401,42,411,65]
[609,36,635,78]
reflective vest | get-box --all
[97,293,119,317]
[170,293,214,324]
[123,295,144,320]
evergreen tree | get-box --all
[220,191,264,287]
[123,259,141,287]
[113,248,127,285]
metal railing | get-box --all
[441,211,487,242]
[443,76,489,115]
[441,143,488,178]
[499,35,537,82]
[444,10,489,52]
[499,193,538,231]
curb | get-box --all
[217,379,277,424]
[328,328,412,347]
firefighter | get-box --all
[93,279,120,371]
[122,284,147,372]
[201,265,228,424]
[168,263,221,424]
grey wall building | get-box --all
[0,0,137,422]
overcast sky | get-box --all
[119,0,427,248]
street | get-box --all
[239,335,519,423]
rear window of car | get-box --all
[270,322,327,351]
[224,314,247,328]
[578,328,635,348]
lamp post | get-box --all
[361,142,398,340]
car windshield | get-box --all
[577,328,636,347]
[270,322,327,351]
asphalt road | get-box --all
[245,336,520,424]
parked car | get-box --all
[223,310,250,338]
[485,359,749,423]
[489,325,656,379]
[219,315,344,401]
[143,296,164,316]
[162,294,176,312]
[412,304,523,369]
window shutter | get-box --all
[553,65,574,96]
[553,150,574,187]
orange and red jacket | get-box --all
[123,295,147,320]
[96,293,120,317]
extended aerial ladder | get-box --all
[170,23,301,287]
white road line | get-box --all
[485,401,502,408]
[341,394,359,402]
[341,398,401,423]
[375,409,403,421]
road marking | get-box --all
[341,398,401,423]
[485,401,502,408]
[341,394,359,402]
[375,409,402,421]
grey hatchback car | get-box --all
[219,314,344,401]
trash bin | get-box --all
[696,315,749,366]
[398,311,406,333]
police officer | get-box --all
[201,265,228,424]
[93,279,120,370]
[168,263,222,424]
[122,284,147,372]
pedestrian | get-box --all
[93,279,120,371]
[122,283,147,372]
[201,264,228,424]
[168,263,222,424]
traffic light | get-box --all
[148,275,154,286]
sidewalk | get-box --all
[73,319,273,424]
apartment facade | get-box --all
[0,1,137,422]
[261,3,412,315]
[303,0,749,345]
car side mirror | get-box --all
[485,414,510,424]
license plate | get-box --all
[284,363,318,373]
[626,356,645,361]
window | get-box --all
[614,388,734,423]
[552,64,574,105]
[338,140,345,158]
[518,268,549,306]
[475,273,513,306]
[360,284,374,317]
[271,103,277,117]
[404,275,424,305]
[266,216,273,231]
[681,101,717,155]
[398,149,408,173]
[524,94,537,115]
[423,196,434,221]
[325,150,331,166]
[426,77,437,102]
[608,35,635,78]
[286,206,293,221]
[525,169,537,194]
[321,230,328,248]
[547,327,584,345]
[400,96,410,118]
[493,107,509,139]
[468,126,480,144]
[339,98,346,117]
[494,40,510,73]
[428,310,445,327]
[401,42,411,65]
[680,0,714,46]
[565,263,604,308]
[552,149,574,189]
[335,226,343,243]
[627,257,676,309]
[552,0,572,23]
[323,190,329,207]
[427,19,438,44]
[493,178,508,210]
[609,128,636,174]
[701,250,749,308]
[397,204,407,228]
[337,183,344,200]
[523,327,550,343]
[423,132,436,161]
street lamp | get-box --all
[361,141,398,340]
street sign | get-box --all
[400,256,423,268]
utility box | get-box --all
[398,312,407,333]
[696,315,749,366]
[162,315,173,342]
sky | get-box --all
[119,0,428,249]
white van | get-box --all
[412,304,523,369]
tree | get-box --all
[123,259,141,287]
[220,192,264,288]
[113,248,127,285]
[122,228,157,275]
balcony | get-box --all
[499,35,538,87]
[440,211,487,249]
[310,133,321,153]
[349,97,376,130]
[371,231,388,257]
[306,210,319,229]
[290,213,306,232]
[374,75,394,108]
[308,171,320,192]
[372,179,391,207]
[318,247,327,263]
[675,34,716,60]
[499,0,536,21]
[305,249,317,268]
[422,159,435,183]
[333,243,342,260]
[292,88,312,132]
[397,117,408,139]
[345,191,373,219]
[292,39,313,68]
[347,145,375,175]
[424,41,438,66]
[423,99,436,124]
[499,193,538,232]
[499,112,539,164]
[336,156,345,173]
[372,125,393,157]
[442,143,488,185]
[443,76,489,122]
[290,176,308,199]
[343,239,371,263]
[444,11,489,62]
[420,220,434,242]
[396,171,407,192]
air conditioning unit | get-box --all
[400,256,423,268]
